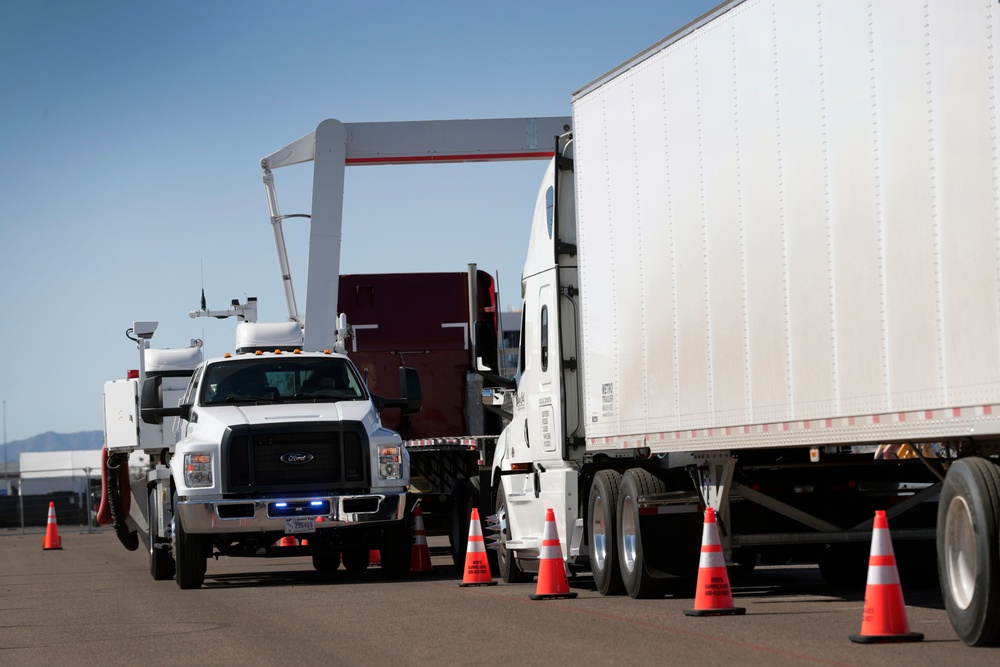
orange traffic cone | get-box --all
[411,504,432,573]
[42,501,62,551]
[459,507,497,587]
[275,535,298,547]
[684,507,745,616]
[530,508,577,600]
[849,510,923,643]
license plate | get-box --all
[285,517,316,534]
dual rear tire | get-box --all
[589,467,697,599]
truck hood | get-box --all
[196,400,378,430]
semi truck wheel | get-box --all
[495,483,532,583]
[589,470,625,595]
[148,490,175,581]
[618,468,669,599]
[937,457,1000,646]
[172,499,207,590]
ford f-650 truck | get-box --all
[471,0,1000,648]
[102,309,421,589]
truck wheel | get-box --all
[342,548,371,573]
[380,503,412,580]
[450,476,500,573]
[148,490,175,581]
[495,483,532,583]
[312,552,341,575]
[172,501,207,590]
[450,477,470,569]
[589,470,625,595]
[937,457,1000,646]
[618,468,669,599]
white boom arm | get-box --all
[261,117,572,352]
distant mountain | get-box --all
[3,431,103,462]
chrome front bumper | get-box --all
[175,492,406,534]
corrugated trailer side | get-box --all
[573,0,1000,453]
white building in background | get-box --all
[19,450,149,496]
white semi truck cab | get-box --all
[103,315,421,589]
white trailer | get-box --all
[476,0,1000,647]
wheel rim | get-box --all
[592,494,609,572]
[620,493,637,573]
[945,495,977,610]
[496,500,511,568]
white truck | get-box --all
[473,0,1000,648]
[102,303,422,589]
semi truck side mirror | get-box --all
[473,319,497,372]
[474,319,517,391]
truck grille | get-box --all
[222,422,370,494]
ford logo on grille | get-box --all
[280,451,314,465]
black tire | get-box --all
[937,457,1000,647]
[312,552,341,575]
[589,470,625,595]
[148,490,175,581]
[172,498,207,590]
[450,477,470,569]
[618,468,669,599]
[380,500,412,580]
[450,476,500,574]
[495,482,532,583]
[342,548,371,573]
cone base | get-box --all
[684,606,746,617]
[849,632,923,644]
[459,580,498,587]
[43,545,63,551]
[529,592,578,600]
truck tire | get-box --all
[312,552,341,575]
[937,457,1000,647]
[495,482,532,583]
[618,468,669,599]
[342,548,371,573]
[450,477,470,569]
[172,499,207,590]
[589,470,625,595]
[450,476,500,573]
[380,503,412,580]
[148,490,175,581]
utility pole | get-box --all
[2,399,7,497]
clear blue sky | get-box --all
[0,0,719,443]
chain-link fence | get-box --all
[0,465,106,532]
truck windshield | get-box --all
[201,357,366,405]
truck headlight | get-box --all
[184,452,213,487]
[378,445,401,480]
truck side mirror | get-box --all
[397,366,422,415]
[140,376,190,424]
[474,319,498,372]
[375,367,422,415]
[474,319,516,390]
